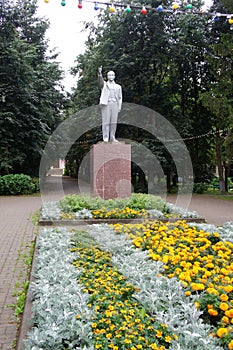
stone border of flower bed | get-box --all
[38,217,206,226]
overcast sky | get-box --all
[37,0,214,92]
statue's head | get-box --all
[107,71,115,82]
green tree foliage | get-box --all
[69,0,232,190]
[200,0,233,192]
[0,0,66,175]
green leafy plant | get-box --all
[0,174,39,195]
[59,193,166,214]
[193,182,208,194]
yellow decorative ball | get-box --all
[44,0,49,3]
[109,5,116,13]
[228,18,233,25]
[173,3,179,10]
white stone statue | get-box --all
[98,66,122,142]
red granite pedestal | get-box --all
[91,142,131,199]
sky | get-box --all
[37,0,214,92]
[37,0,100,92]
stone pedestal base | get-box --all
[91,142,131,199]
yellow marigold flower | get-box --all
[136,345,143,349]
[206,263,214,269]
[95,345,102,349]
[138,324,145,331]
[190,283,205,291]
[220,294,229,301]
[222,316,229,324]
[228,339,233,350]
[195,301,200,309]
[156,330,163,338]
[165,335,172,342]
[221,268,228,275]
[206,287,219,295]
[224,285,233,293]
[185,291,191,296]
[115,334,122,338]
[138,336,145,341]
[208,308,218,316]
[216,327,228,338]
[106,333,112,339]
[92,323,97,328]
[149,344,159,350]
[220,302,229,311]
[105,310,113,317]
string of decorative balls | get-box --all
[43,0,233,26]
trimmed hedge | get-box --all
[0,174,39,195]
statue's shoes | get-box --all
[111,138,119,143]
[103,138,109,142]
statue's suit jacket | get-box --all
[98,76,122,112]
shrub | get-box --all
[0,174,39,195]
[193,182,208,194]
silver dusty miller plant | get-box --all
[24,228,93,350]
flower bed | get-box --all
[110,220,233,350]
[24,221,233,349]
[39,193,203,225]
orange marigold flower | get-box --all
[225,309,233,318]
[208,308,218,316]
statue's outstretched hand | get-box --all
[98,66,102,75]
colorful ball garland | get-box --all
[43,0,233,27]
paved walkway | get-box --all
[167,194,233,225]
[0,177,233,349]
[0,196,41,350]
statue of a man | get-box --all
[98,66,122,142]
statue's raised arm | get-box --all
[97,66,122,143]
[98,66,104,89]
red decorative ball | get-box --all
[141,6,147,15]
[78,2,82,8]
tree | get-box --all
[69,0,231,190]
[0,0,66,175]
[200,0,233,192]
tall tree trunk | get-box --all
[224,162,230,192]
[216,131,225,194]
